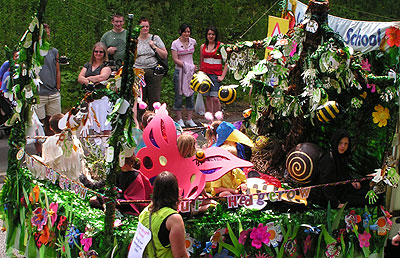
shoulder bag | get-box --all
[151,35,168,75]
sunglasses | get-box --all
[94,50,104,54]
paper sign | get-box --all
[265,16,290,58]
[128,222,152,258]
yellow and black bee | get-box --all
[218,86,237,104]
[190,71,212,94]
[195,150,206,165]
[316,101,340,122]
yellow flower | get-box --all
[372,104,390,127]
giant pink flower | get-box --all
[250,223,271,249]
[80,234,93,252]
[358,231,371,248]
[49,202,58,227]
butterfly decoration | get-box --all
[137,104,253,199]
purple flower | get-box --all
[250,223,271,249]
[66,225,80,246]
[31,207,48,231]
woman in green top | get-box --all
[139,172,189,258]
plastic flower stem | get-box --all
[227,222,240,250]
[274,247,279,257]
[277,224,291,258]
[315,231,323,257]
[332,203,347,230]
[291,225,300,239]
[340,233,346,256]
[321,225,336,244]
[73,239,83,253]
[44,192,52,230]
[327,201,332,235]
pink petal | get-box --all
[49,202,58,227]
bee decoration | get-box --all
[190,71,212,94]
[218,85,238,104]
[316,101,340,123]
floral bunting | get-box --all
[23,150,101,200]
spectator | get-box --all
[77,42,112,135]
[392,229,400,246]
[101,13,126,68]
[199,26,228,116]
[138,172,189,258]
[134,17,167,111]
[171,23,197,128]
[37,23,61,136]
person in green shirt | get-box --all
[139,172,189,258]
[101,13,126,67]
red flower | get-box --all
[39,225,50,245]
[385,26,400,47]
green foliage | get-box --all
[60,70,84,112]
[1,0,399,111]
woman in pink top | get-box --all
[200,26,228,116]
[171,23,197,128]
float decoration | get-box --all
[136,104,253,199]
[224,0,400,181]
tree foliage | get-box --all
[1,0,399,110]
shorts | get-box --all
[35,92,61,120]
[173,69,194,111]
[202,73,220,97]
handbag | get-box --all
[151,35,168,75]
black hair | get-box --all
[179,23,191,35]
[204,26,219,49]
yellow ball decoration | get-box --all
[218,87,237,104]
[190,71,212,94]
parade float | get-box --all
[0,0,400,257]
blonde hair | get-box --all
[90,42,109,65]
[177,134,197,158]
[205,120,222,146]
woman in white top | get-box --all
[171,23,197,128]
